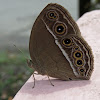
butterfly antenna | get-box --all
[13,44,30,60]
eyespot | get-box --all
[73,51,83,59]
[47,10,58,20]
[73,46,79,51]
[78,68,86,76]
[55,23,66,35]
[62,38,73,47]
[80,68,85,72]
[75,59,84,67]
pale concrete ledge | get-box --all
[13,10,100,100]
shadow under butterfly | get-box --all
[28,3,94,87]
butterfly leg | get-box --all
[47,75,54,87]
[45,71,54,86]
[32,73,36,88]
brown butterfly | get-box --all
[28,3,94,87]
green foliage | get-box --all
[80,0,100,16]
[90,0,100,10]
[0,51,27,65]
[0,51,33,100]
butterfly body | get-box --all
[29,3,94,80]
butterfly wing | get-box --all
[29,3,94,80]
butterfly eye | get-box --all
[75,59,84,67]
[73,51,83,59]
[55,23,66,35]
[62,38,73,47]
[47,11,58,20]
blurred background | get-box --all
[0,0,100,100]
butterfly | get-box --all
[28,3,94,87]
